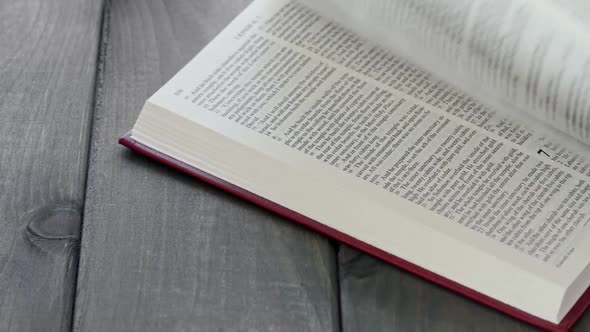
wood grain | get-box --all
[338,245,590,331]
[73,1,340,331]
[0,0,103,331]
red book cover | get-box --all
[120,132,590,331]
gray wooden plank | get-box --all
[577,311,590,331]
[338,245,590,331]
[73,1,339,331]
[0,1,104,331]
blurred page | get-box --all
[297,0,590,145]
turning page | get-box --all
[299,0,590,145]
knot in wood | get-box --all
[25,204,81,242]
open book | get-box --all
[121,0,590,330]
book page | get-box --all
[299,0,590,146]
[554,0,590,29]
[151,0,590,269]
[137,0,590,321]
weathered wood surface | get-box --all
[0,0,103,331]
[72,1,339,331]
[338,245,590,331]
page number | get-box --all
[537,149,550,157]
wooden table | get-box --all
[1,1,589,331]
